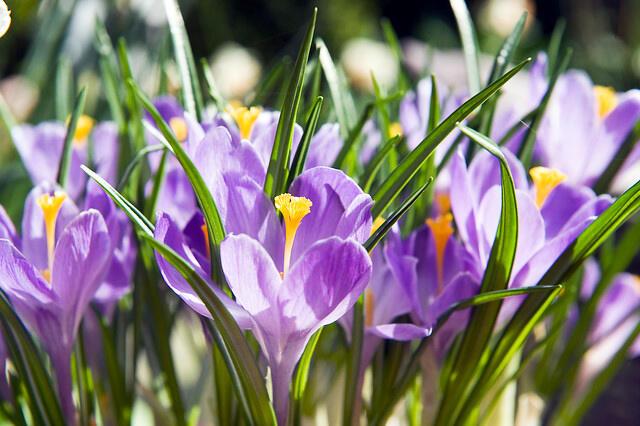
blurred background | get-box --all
[0,1,639,424]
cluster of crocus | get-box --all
[1,6,640,426]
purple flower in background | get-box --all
[154,167,373,423]
[12,117,120,200]
[449,148,613,318]
[526,54,640,191]
[0,184,111,423]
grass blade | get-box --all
[288,96,323,187]
[57,87,87,189]
[371,58,530,219]
[332,103,375,170]
[360,135,402,192]
[201,58,226,112]
[55,56,73,121]
[450,0,482,94]
[486,12,527,84]
[264,9,317,198]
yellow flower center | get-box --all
[594,85,617,119]
[370,216,386,236]
[388,122,403,139]
[226,102,262,140]
[275,193,312,277]
[364,287,375,327]
[435,193,451,216]
[68,115,95,146]
[529,167,567,208]
[169,117,189,142]
[36,191,67,282]
[632,275,640,296]
[426,213,454,294]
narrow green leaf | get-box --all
[82,165,154,236]
[371,58,530,219]
[94,19,125,129]
[288,96,323,187]
[364,178,433,253]
[130,80,227,283]
[593,115,640,193]
[332,103,375,170]
[360,135,402,192]
[317,39,357,137]
[450,0,482,94]
[142,235,277,425]
[381,18,409,90]
[55,56,73,121]
[486,12,527,84]
[264,9,317,199]
[435,124,518,425]
[251,57,291,107]
[343,300,364,426]
[546,19,566,79]
[162,0,203,120]
[57,87,87,188]
[517,48,572,168]
[0,91,16,132]
[291,328,323,425]
[144,149,168,219]
[73,327,93,426]
[117,144,165,191]
[201,58,226,112]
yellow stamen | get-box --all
[169,117,188,142]
[201,222,210,259]
[226,103,262,140]
[68,115,95,146]
[365,287,375,327]
[36,191,67,277]
[426,213,454,294]
[631,275,640,296]
[40,269,51,283]
[530,167,567,208]
[275,193,312,277]
[388,122,403,138]
[594,85,617,119]
[435,193,451,216]
[370,216,386,236]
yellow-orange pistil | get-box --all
[274,193,312,277]
[69,115,95,146]
[530,167,567,209]
[594,85,617,119]
[201,221,211,259]
[226,103,262,140]
[169,117,189,142]
[388,122,403,139]
[426,213,454,294]
[36,191,67,282]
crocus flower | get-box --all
[525,53,640,190]
[449,148,612,318]
[0,183,111,422]
[154,166,373,423]
[12,118,119,200]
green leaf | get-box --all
[343,300,364,426]
[360,135,402,193]
[593,115,640,193]
[517,48,572,168]
[381,18,409,91]
[450,0,481,94]
[264,9,317,199]
[55,56,73,121]
[317,39,357,137]
[201,58,226,112]
[332,103,375,170]
[434,124,518,425]
[546,19,566,79]
[57,87,87,189]
[486,12,527,84]
[130,80,227,283]
[364,178,433,253]
[251,57,291,107]
[287,96,323,187]
[162,0,204,120]
[117,144,165,191]
[94,19,125,130]
[291,328,323,425]
[371,58,530,219]
[142,235,277,425]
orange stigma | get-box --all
[275,193,312,277]
[36,191,67,282]
[426,213,454,294]
[169,117,188,142]
[530,167,567,208]
[69,115,95,146]
[201,221,211,259]
[594,85,617,119]
[226,103,262,139]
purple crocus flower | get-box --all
[154,166,373,423]
[12,118,120,200]
[525,53,640,190]
[0,183,111,422]
[449,148,613,318]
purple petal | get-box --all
[12,122,65,186]
[305,123,343,169]
[368,323,431,340]
[0,204,19,249]
[91,121,120,185]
